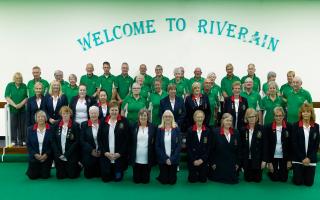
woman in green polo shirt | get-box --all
[169,67,189,99]
[65,74,79,104]
[261,81,285,125]
[148,79,167,126]
[121,82,147,125]
[5,72,28,146]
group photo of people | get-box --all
[4,62,319,186]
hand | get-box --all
[40,154,48,162]
[166,159,171,165]
[193,160,199,166]
[114,153,121,160]
[91,149,100,157]
[261,161,266,169]
[267,163,274,173]
[104,152,114,160]
[15,103,22,109]
[59,155,67,161]
[34,154,42,161]
[302,158,310,166]
[49,118,56,124]
[287,161,292,169]
[212,164,216,170]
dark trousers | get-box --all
[10,111,26,145]
[26,159,53,180]
[157,164,177,185]
[188,162,208,183]
[133,163,151,184]
[243,159,262,182]
[292,164,316,186]
[100,158,123,182]
[82,156,100,179]
[268,158,288,182]
[55,159,81,179]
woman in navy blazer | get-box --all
[26,110,53,179]
[80,105,101,179]
[186,110,210,183]
[156,110,181,185]
[97,89,109,120]
[291,103,320,186]
[223,81,248,130]
[26,82,45,127]
[51,106,81,179]
[98,100,130,182]
[129,109,156,184]
[44,80,68,125]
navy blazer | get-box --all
[80,120,100,156]
[159,96,186,129]
[26,95,45,126]
[26,124,53,162]
[96,103,109,121]
[43,94,68,121]
[69,95,97,119]
[291,121,320,164]
[129,123,156,166]
[156,127,181,165]
[186,125,211,165]
[184,94,211,128]
[51,121,80,161]
[240,124,266,169]
[223,96,248,130]
[263,121,292,163]
[98,115,130,170]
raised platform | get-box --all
[1,146,28,162]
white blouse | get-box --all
[164,130,172,157]
[61,126,68,154]
[75,99,88,124]
[274,126,283,158]
[37,128,46,154]
[136,126,149,164]
[108,121,116,163]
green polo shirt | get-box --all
[240,90,261,110]
[99,74,116,101]
[152,76,170,92]
[221,75,240,97]
[121,95,147,124]
[134,74,153,91]
[115,74,133,100]
[5,82,28,113]
[169,78,189,98]
[60,80,69,94]
[140,84,151,101]
[80,74,100,97]
[149,90,168,126]
[189,76,205,91]
[241,74,261,92]
[27,78,49,97]
[203,88,220,126]
[280,83,294,99]
[261,96,284,125]
[64,85,79,104]
[287,88,312,123]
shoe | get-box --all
[22,142,27,146]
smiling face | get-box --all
[99,91,107,103]
[194,111,205,125]
[139,112,148,124]
[222,116,233,129]
[274,110,284,124]
[109,106,119,118]
[232,84,241,96]
[78,85,87,98]
[34,83,43,96]
[89,109,99,121]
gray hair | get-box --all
[267,71,276,80]
[89,105,99,114]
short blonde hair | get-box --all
[59,106,73,117]
[191,82,201,92]
[159,110,177,129]
[193,110,205,122]
[220,113,233,128]
[244,108,259,123]
[35,110,47,122]
[13,72,23,82]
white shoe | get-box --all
[22,142,26,146]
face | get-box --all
[209,75,216,83]
[155,67,163,76]
[163,113,173,124]
[194,113,204,124]
[99,91,107,102]
[121,64,129,75]
[168,88,176,97]
[193,85,201,95]
[232,85,241,95]
[274,110,284,124]
[61,111,71,122]
[52,82,61,93]
[32,68,41,79]
[132,85,141,95]
[247,65,255,76]
[223,117,233,129]
[34,84,43,96]
[86,64,94,75]
[55,72,63,81]
[245,80,253,89]
[109,106,119,118]
[180,67,185,76]
[204,81,211,90]
[36,113,46,124]
[292,78,302,91]
[103,64,111,74]
[139,112,148,124]
[139,65,147,75]
[14,75,22,85]
[287,73,294,83]
[269,75,276,82]
[174,72,181,80]
[78,86,87,97]
[194,68,202,78]
[154,81,161,93]
[302,110,311,121]
[136,76,144,85]
[226,66,233,76]
[247,112,257,125]
[268,85,277,95]
[89,110,99,121]
[69,76,77,86]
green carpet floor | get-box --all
[0,163,319,200]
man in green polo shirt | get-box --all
[180,66,190,91]
[221,63,240,98]
[189,67,205,91]
[99,61,116,102]
[54,70,69,93]
[27,66,49,97]
[115,62,134,102]
[64,74,79,103]
[287,76,312,123]
[240,63,261,93]
[80,63,100,97]
[202,78,220,127]
[151,64,169,92]
[240,77,262,123]
[280,70,295,102]
[134,64,153,91]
